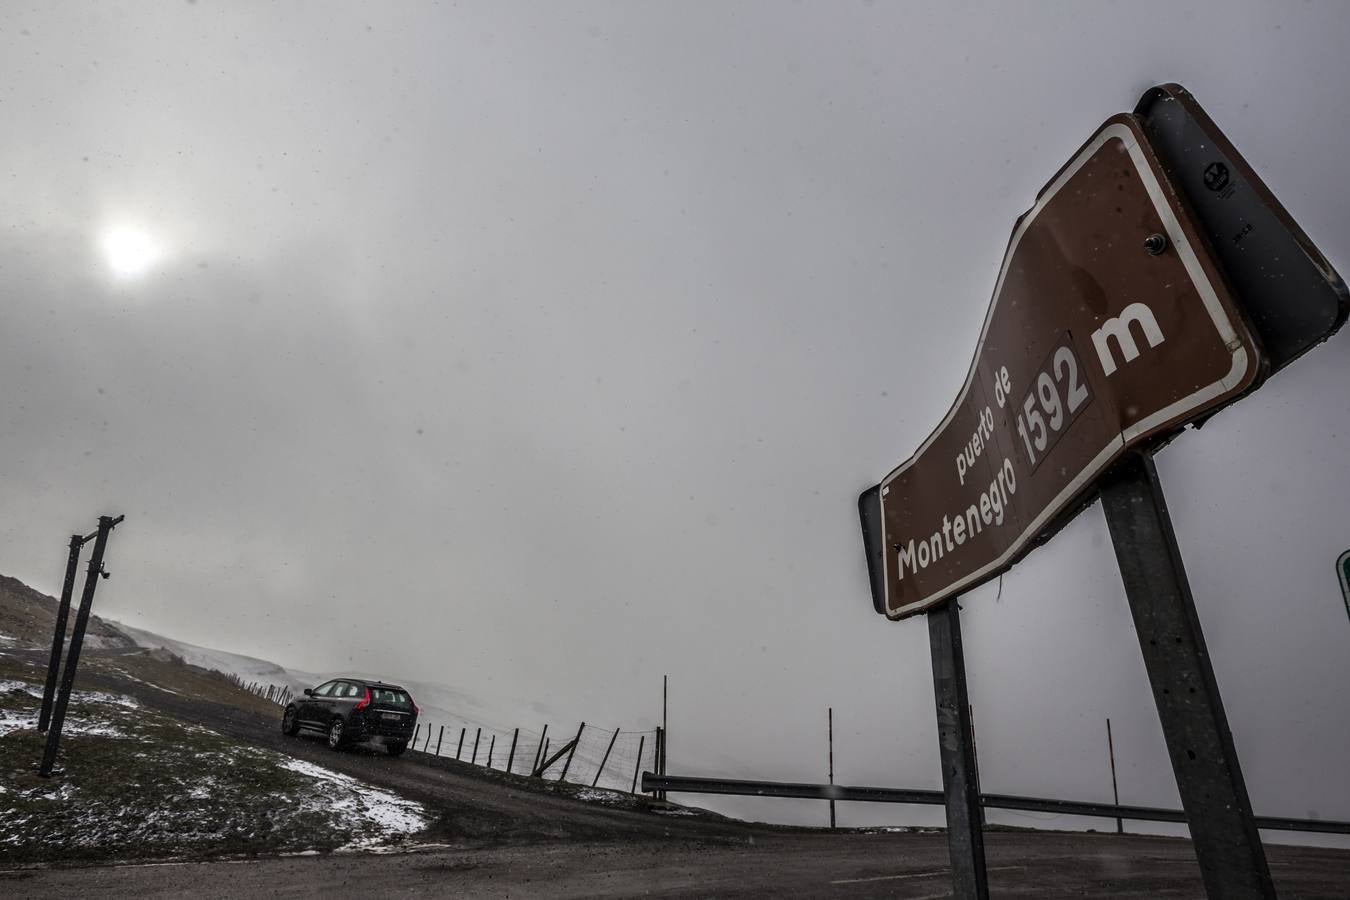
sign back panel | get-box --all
[1136,84,1348,373]
[876,116,1264,620]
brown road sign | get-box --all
[874,114,1264,620]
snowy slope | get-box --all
[112,622,321,696]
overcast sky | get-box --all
[2,1,1348,839]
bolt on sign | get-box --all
[871,115,1268,620]
[861,87,1347,621]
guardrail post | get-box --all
[928,597,988,900]
[654,726,665,800]
[1100,452,1275,900]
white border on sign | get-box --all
[880,122,1253,619]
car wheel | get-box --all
[386,741,408,757]
[326,717,347,750]
[281,705,300,736]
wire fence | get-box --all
[229,675,293,707]
[407,720,661,794]
[240,678,662,794]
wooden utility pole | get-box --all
[38,532,90,732]
[40,515,124,777]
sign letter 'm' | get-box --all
[1092,302,1165,376]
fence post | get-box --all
[533,725,549,774]
[507,728,519,774]
[662,675,668,780]
[40,514,123,778]
[424,726,432,753]
[39,534,87,733]
[593,727,620,787]
[471,727,481,765]
[488,734,496,769]
[413,723,422,747]
[437,725,445,757]
[558,722,585,782]
[457,727,465,760]
[632,734,646,794]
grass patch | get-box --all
[0,678,429,865]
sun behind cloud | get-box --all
[101,226,163,278]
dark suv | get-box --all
[281,678,419,756]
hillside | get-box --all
[0,574,135,653]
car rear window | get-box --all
[370,688,411,708]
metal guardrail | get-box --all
[641,773,1350,835]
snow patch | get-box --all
[74,690,140,709]
[574,787,629,805]
[0,709,32,737]
[278,758,429,846]
[1,679,41,697]
[114,670,183,695]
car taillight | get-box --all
[354,687,371,711]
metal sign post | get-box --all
[1100,455,1274,900]
[39,514,123,778]
[827,707,836,829]
[927,599,988,900]
[1337,550,1350,624]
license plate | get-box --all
[382,713,403,720]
